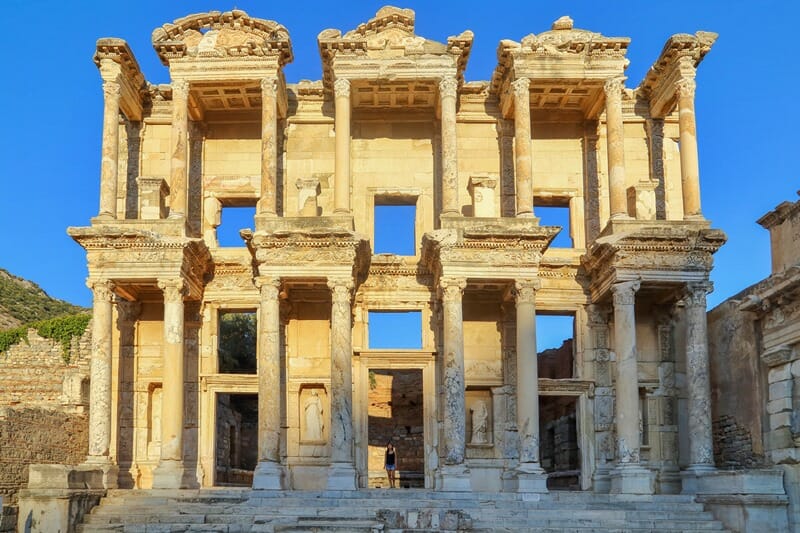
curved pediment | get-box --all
[152,10,292,66]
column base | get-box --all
[516,463,549,493]
[680,465,718,494]
[657,465,683,494]
[84,456,119,489]
[252,461,288,490]
[592,464,613,494]
[610,463,655,494]
[152,459,197,489]
[326,462,357,491]
[436,464,471,492]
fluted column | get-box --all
[512,78,533,217]
[333,79,351,214]
[326,277,357,489]
[677,78,703,219]
[605,77,628,219]
[684,281,715,472]
[610,280,653,494]
[253,277,287,489]
[440,75,459,215]
[152,278,191,488]
[437,277,471,491]
[514,279,548,492]
[98,73,121,220]
[86,279,115,462]
[169,79,189,219]
[259,77,278,216]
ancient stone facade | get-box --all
[62,7,730,498]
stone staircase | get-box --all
[77,488,730,532]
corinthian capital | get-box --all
[255,276,281,300]
[171,79,189,100]
[603,76,626,104]
[88,279,116,302]
[439,76,458,99]
[328,277,354,303]
[683,281,713,308]
[102,79,121,100]
[261,76,278,98]
[675,77,696,100]
[511,78,530,101]
[333,78,351,99]
[611,280,640,306]
[439,277,466,301]
[513,279,540,304]
[158,278,187,302]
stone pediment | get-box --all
[152,10,292,66]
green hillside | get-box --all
[0,268,88,330]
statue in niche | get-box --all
[470,399,489,444]
[303,390,324,441]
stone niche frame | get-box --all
[298,384,329,445]
[466,387,494,447]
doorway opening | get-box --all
[540,395,581,490]
[367,369,424,488]
[215,393,257,486]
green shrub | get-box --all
[0,313,91,363]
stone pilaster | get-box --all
[514,279,548,492]
[512,78,533,217]
[169,79,189,219]
[333,78,351,215]
[440,75,459,216]
[610,280,654,494]
[98,72,121,220]
[436,277,471,491]
[604,77,628,219]
[326,277,357,490]
[587,304,614,493]
[683,281,715,472]
[253,277,287,489]
[676,78,703,219]
[259,77,279,216]
[152,278,193,488]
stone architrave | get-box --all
[97,65,121,220]
[333,78,351,214]
[253,277,287,489]
[605,77,628,219]
[259,77,279,216]
[610,280,654,494]
[683,281,715,472]
[437,277,471,491]
[512,78,533,217]
[169,80,189,219]
[676,77,703,219]
[514,279,548,492]
[152,278,192,488]
[326,277,357,489]
[440,75,459,216]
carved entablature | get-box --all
[638,31,717,117]
[421,218,558,281]
[94,38,147,120]
[67,224,212,300]
[581,220,726,300]
[151,10,292,67]
[317,6,472,93]
[204,257,257,297]
[490,16,629,118]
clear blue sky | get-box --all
[0,0,796,317]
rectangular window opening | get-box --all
[368,310,422,349]
[218,310,257,374]
[217,204,256,247]
[535,201,572,248]
[536,313,575,379]
[374,199,416,255]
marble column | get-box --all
[683,281,715,472]
[253,277,287,489]
[259,77,279,216]
[86,280,115,465]
[605,77,629,219]
[333,78,351,215]
[326,277,357,489]
[152,278,192,488]
[440,75,459,216]
[168,79,189,219]
[610,280,653,494]
[512,78,534,217]
[98,75,121,219]
[438,277,471,491]
[514,280,548,492]
[676,78,703,219]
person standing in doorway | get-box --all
[384,442,397,488]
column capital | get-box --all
[116,298,141,323]
[87,279,116,301]
[439,75,458,99]
[158,278,187,302]
[511,77,530,100]
[439,277,467,300]
[171,79,189,98]
[683,281,713,308]
[102,79,121,100]
[328,277,354,302]
[261,76,278,97]
[513,279,540,304]
[675,77,697,99]
[333,78,351,99]
[603,76,626,102]
[255,276,282,299]
[611,280,640,306]
[586,303,611,326]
